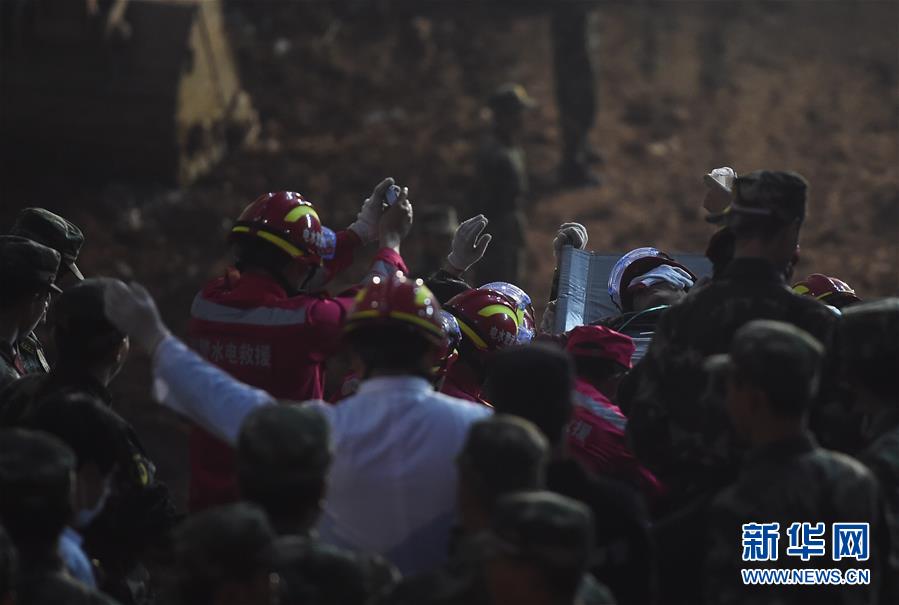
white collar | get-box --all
[356,375,434,396]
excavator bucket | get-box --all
[1,0,258,186]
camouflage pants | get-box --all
[552,5,597,165]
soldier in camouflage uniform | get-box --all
[0,235,61,390]
[474,84,533,286]
[274,536,399,605]
[478,491,615,605]
[9,207,86,375]
[382,415,550,605]
[702,320,891,605]
[383,416,614,605]
[0,278,177,605]
[171,503,277,605]
[552,3,602,187]
[843,298,899,601]
[237,404,332,537]
[0,428,120,604]
[240,405,401,603]
[620,170,836,509]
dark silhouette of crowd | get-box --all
[0,167,897,605]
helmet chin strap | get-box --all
[297,265,319,293]
[272,264,319,297]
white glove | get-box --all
[703,166,737,213]
[447,214,492,273]
[103,280,171,356]
[552,222,588,257]
[348,177,394,244]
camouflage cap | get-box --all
[456,415,549,502]
[237,404,332,488]
[274,536,398,605]
[480,491,594,571]
[174,502,275,589]
[839,298,899,365]
[0,235,62,294]
[52,278,124,348]
[488,83,537,114]
[11,208,84,280]
[705,320,824,406]
[707,170,808,226]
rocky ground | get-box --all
[2,1,896,506]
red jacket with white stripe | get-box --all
[567,378,665,504]
[186,232,407,511]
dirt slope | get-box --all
[1,1,896,506]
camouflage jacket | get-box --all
[0,342,22,391]
[703,432,889,605]
[857,409,899,602]
[0,371,179,604]
[19,331,51,375]
[0,332,50,392]
[621,258,836,507]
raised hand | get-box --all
[103,280,171,355]
[447,214,492,273]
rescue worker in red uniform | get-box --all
[187,179,413,511]
[440,284,534,405]
[564,325,663,503]
[793,273,862,311]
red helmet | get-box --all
[434,310,462,378]
[344,273,447,348]
[444,287,523,356]
[478,282,536,344]
[229,191,334,266]
[793,274,861,308]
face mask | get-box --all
[75,482,111,529]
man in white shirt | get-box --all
[103,275,491,575]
